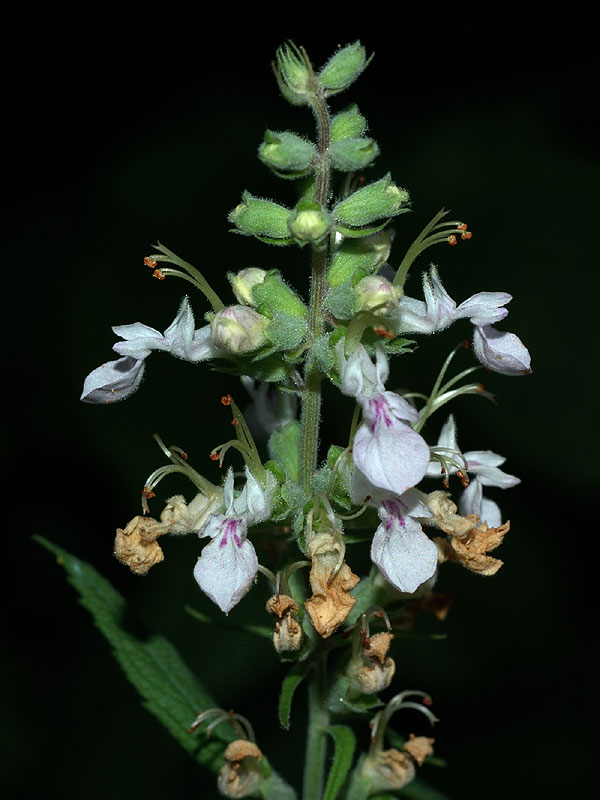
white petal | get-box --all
[465,451,520,488]
[371,500,438,593]
[455,291,511,327]
[459,479,483,518]
[353,411,430,497]
[80,357,145,404]
[473,325,532,376]
[232,468,276,525]
[112,323,166,359]
[339,342,382,399]
[480,496,502,528]
[163,296,197,359]
[193,521,258,614]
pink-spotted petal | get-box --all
[371,499,438,593]
[193,519,258,614]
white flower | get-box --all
[193,467,277,614]
[428,415,520,527]
[393,266,511,335]
[392,266,532,376]
[352,468,438,594]
[81,297,223,403]
[339,343,430,497]
[472,324,532,376]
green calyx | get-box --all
[274,42,314,106]
[259,130,316,178]
[329,137,379,172]
[333,174,410,228]
[318,41,372,96]
[229,191,293,244]
[330,104,367,142]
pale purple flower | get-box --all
[472,324,532,376]
[394,266,511,335]
[339,344,431,497]
[392,266,532,376]
[81,297,223,403]
[428,415,520,527]
[352,469,438,594]
[193,467,276,614]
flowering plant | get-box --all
[40,41,530,799]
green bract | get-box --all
[259,130,316,177]
[330,104,368,141]
[333,174,410,227]
[318,41,370,95]
[228,192,293,243]
[329,137,379,171]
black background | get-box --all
[4,14,598,799]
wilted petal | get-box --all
[81,356,145,404]
[193,519,258,614]
[473,325,532,375]
[371,498,439,593]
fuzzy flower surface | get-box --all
[193,467,277,614]
[81,297,222,403]
[339,343,430,497]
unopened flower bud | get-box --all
[114,516,166,575]
[334,174,410,228]
[266,594,303,653]
[288,198,331,245]
[211,306,268,354]
[259,130,315,176]
[363,749,416,793]
[229,192,292,242]
[329,137,379,172]
[355,275,400,316]
[318,41,370,95]
[229,268,267,306]
[275,42,313,106]
[217,740,263,798]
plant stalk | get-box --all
[302,657,330,800]
[299,89,331,495]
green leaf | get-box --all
[278,662,309,729]
[269,421,301,483]
[323,725,356,800]
[35,536,232,773]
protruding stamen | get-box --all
[153,269,166,280]
[144,256,158,268]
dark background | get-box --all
[5,15,597,799]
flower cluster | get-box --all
[78,40,533,799]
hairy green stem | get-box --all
[300,90,331,495]
[302,658,330,800]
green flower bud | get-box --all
[330,104,367,142]
[229,192,292,242]
[258,130,315,177]
[229,268,267,306]
[210,306,268,354]
[333,174,410,227]
[274,42,313,106]
[355,275,400,315]
[329,137,379,172]
[288,198,331,245]
[318,41,370,95]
